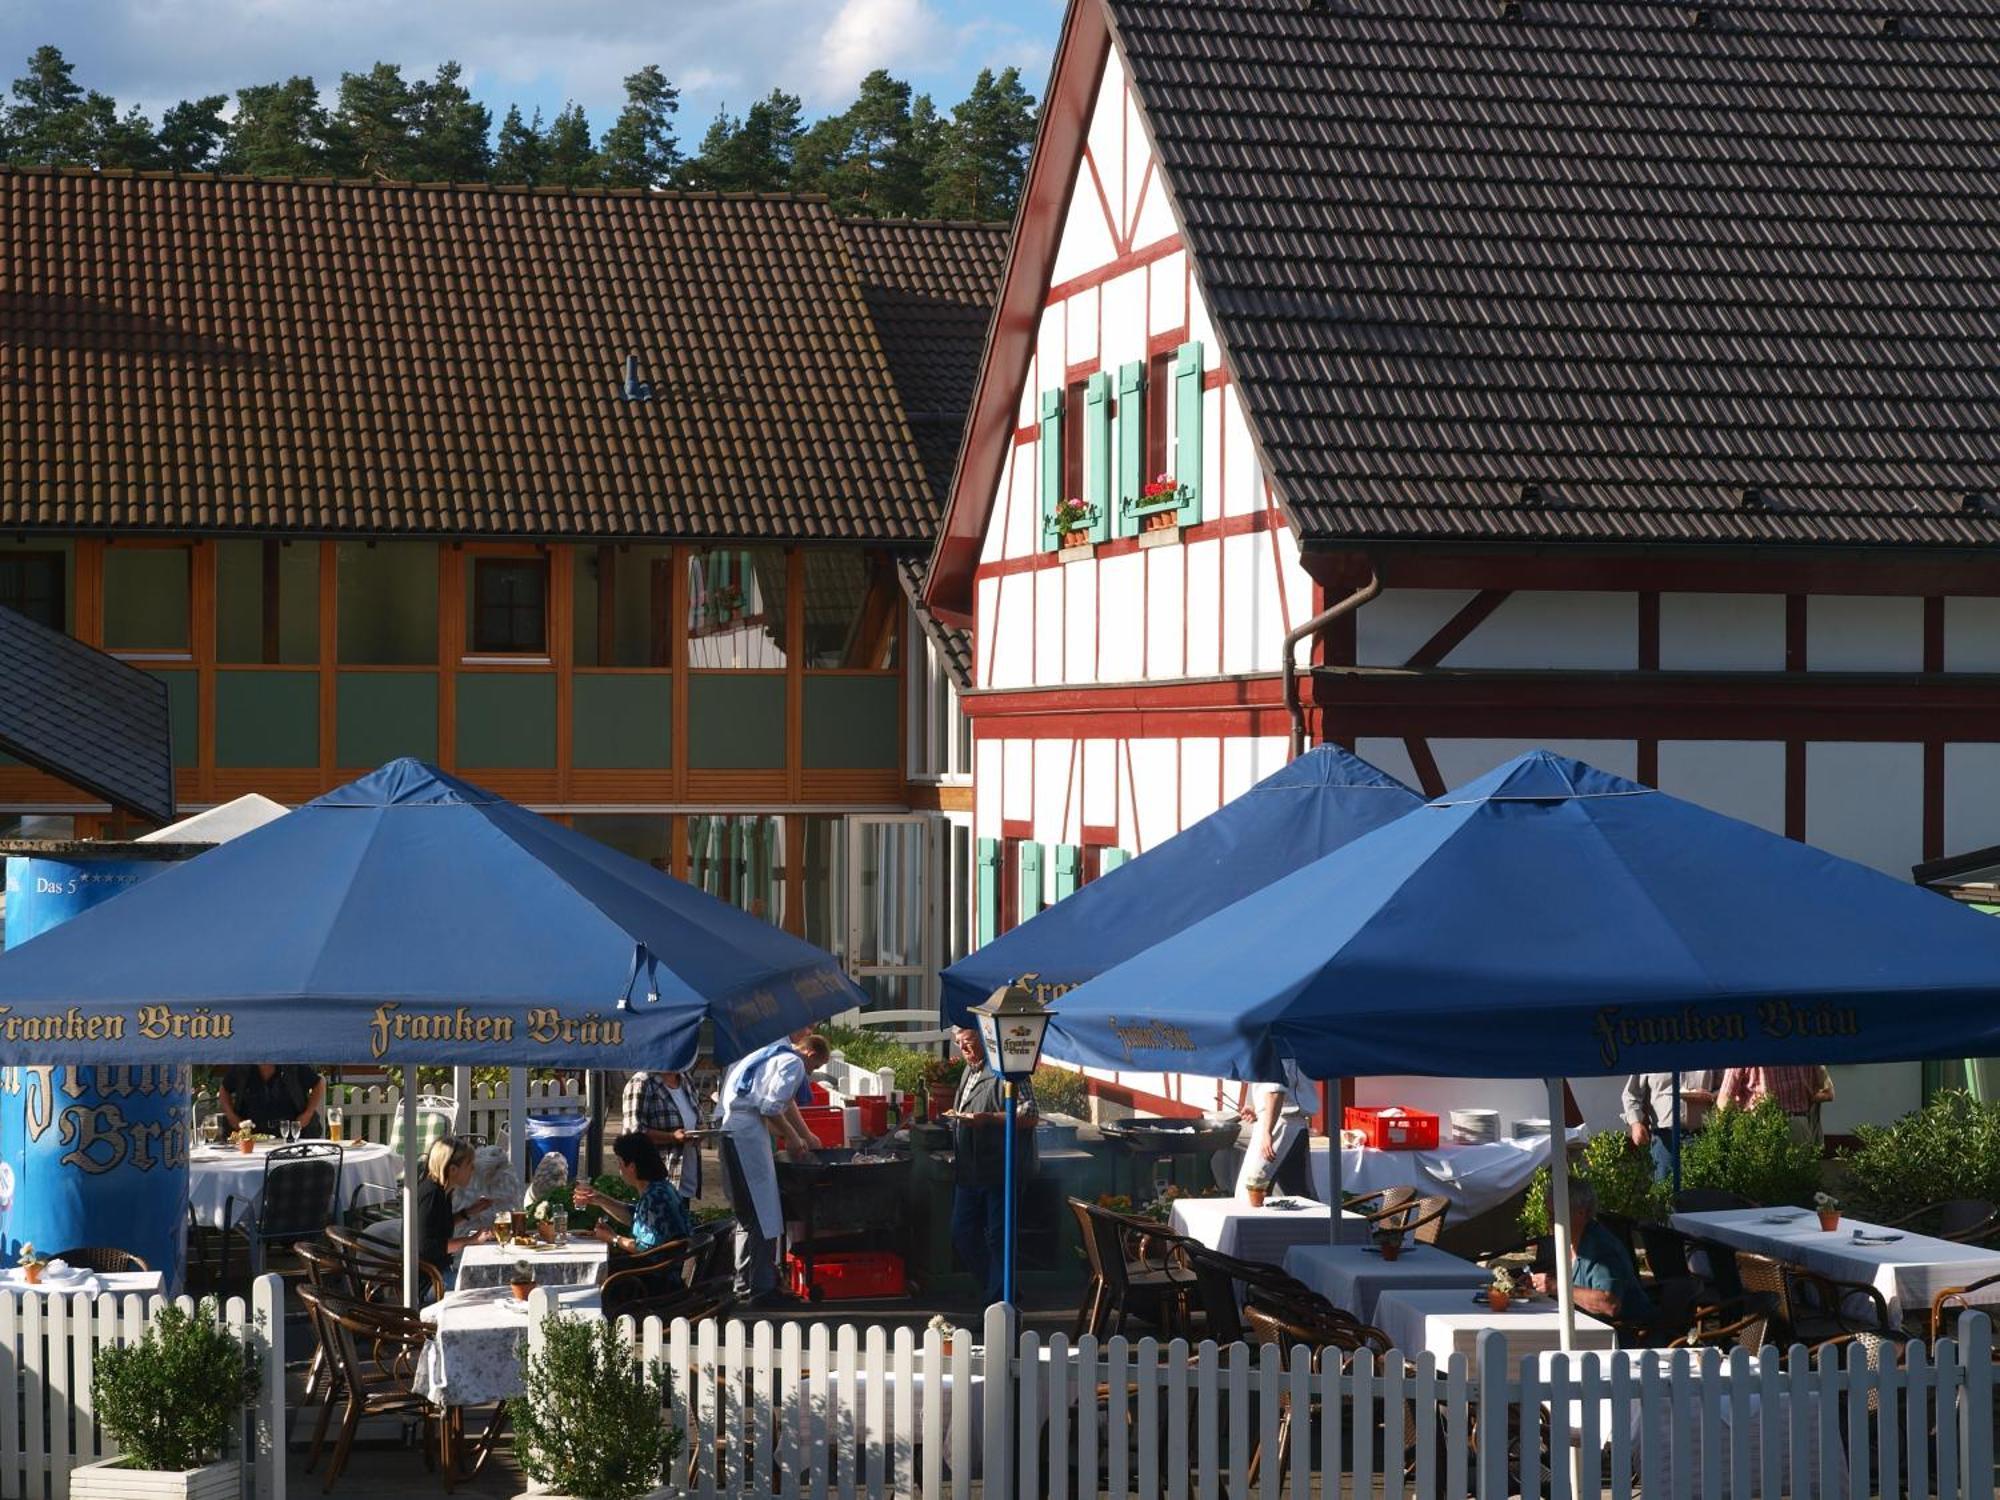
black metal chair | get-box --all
[248,1142,343,1275]
[1886,1198,2000,1245]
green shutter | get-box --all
[1085,372,1113,543]
[1174,340,1205,526]
[1018,841,1044,922]
[976,837,1001,944]
[1100,847,1132,873]
[1053,844,1081,902]
[1039,389,1065,550]
[1115,360,1146,537]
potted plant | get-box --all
[1134,472,1186,533]
[1243,1167,1273,1210]
[510,1314,681,1500]
[16,1243,45,1286]
[1487,1267,1514,1313]
[1815,1191,1841,1232]
[1373,1225,1406,1262]
[927,1315,957,1359]
[509,1260,538,1302]
[234,1121,256,1155]
[1051,496,1093,548]
[75,1301,260,1500]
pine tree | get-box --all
[224,77,334,176]
[927,67,1037,221]
[156,95,231,172]
[409,62,491,181]
[595,65,679,189]
[331,61,416,177]
[93,101,161,169]
[7,45,100,166]
[543,102,599,187]
[791,70,933,217]
[493,105,548,186]
[680,89,801,193]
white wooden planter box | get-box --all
[70,1456,238,1500]
[518,1488,675,1500]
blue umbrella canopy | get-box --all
[1043,751,2000,1082]
[940,746,1421,1024]
[0,759,861,1067]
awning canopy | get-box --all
[0,759,861,1068]
[940,746,1420,1024]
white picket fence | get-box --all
[0,1275,284,1500]
[327,1079,586,1148]
[526,1300,1997,1500]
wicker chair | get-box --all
[48,1246,148,1275]
[1372,1193,1449,1246]
[1731,1251,1792,1341]
[294,1285,440,1492]
[1243,1301,1417,1487]
[600,1235,731,1321]
[1886,1198,2000,1245]
[1343,1185,1418,1220]
[1069,1200,1197,1337]
[1930,1271,2000,1343]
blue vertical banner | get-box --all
[1,853,192,1289]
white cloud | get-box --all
[810,0,945,100]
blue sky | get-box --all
[1,0,1064,144]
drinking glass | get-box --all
[201,1114,223,1147]
[494,1210,513,1245]
[551,1208,568,1242]
[327,1108,344,1143]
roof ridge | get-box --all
[0,164,839,206]
[838,214,1015,231]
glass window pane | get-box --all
[687,676,785,770]
[800,815,846,958]
[0,547,71,633]
[572,675,671,769]
[686,547,787,669]
[685,814,786,924]
[104,548,190,652]
[573,545,673,668]
[851,820,926,969]
[336,543,437,664]
[466,556,548,656]
[571,814,671,874]
[802,552,900,669]
[217,540,319,664]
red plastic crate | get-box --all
[1343,1106,1439,1151]
[799,1105,846,1149]
[852,1095,889,1138]
[788,1250,907,1301]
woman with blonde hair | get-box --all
[416,1135,492,1274]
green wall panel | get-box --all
[148,671,197,768]
[688,675,786,770]
[106,550,191,651]
[457,673,556,768]
[336,673,438,767]
[572,675,672,769]
[215,672,318,767]
[803,675,900,769]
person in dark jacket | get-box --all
[414,1136,492,1277]
[220,1063,325,1136]
[945,1026,1037,1307]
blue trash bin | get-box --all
[525,1113,588,1179]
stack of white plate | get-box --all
[1512,1116,1552,1140]
[1449,1108,1499,1144]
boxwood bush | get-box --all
[1837,1089,2000,1222]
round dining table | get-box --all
[187,1139,400,1230]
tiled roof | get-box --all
[0,169,943,542]
[1106,0,2000,548]
[839,218,1010,507]
[898,556,972,690]
[0,608,174,823]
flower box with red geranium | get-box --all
[1046,496,1098,549]
[1126,473,1191,531]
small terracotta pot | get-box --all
[1062,528,1090,549]
[536,1219,557,1243]
[238,1137,256,1154]
[1377,1239,1403,1262]
[1142,509,1179,533]
[509,1281,534,1302]
[22,1263,42,1285]
[1818,1211,1840,1232]
[1488,1288,1510,1313]
[1246,1187,1268,1209]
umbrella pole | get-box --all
[401,1081,420,1308]
[1671,1071,1683,1193]
[1545,1076,1576,1354]
[1327,1089,1345,1246]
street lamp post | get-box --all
[970,977,1054,1307]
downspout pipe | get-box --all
[1282,570,1381,758]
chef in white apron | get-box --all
[1234,1060,1318,1201]
[719,1034,829,1304]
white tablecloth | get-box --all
[0,1268,163,1299]
[455,1239,608,1291]
[1373,1287,1616,1365]
[1168,1198,1359,1265]
[1281,1242,1493,1326]
[188,1140,399,1230]
[1306,1129,1581,1222]
[416,1285,601,1407]
[1671,1206,2000,1322]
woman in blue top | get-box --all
[580,1132,694,1253]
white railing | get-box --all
[0,1275,284,1500]
[531,1302,1995,1500]
[327,1079,586,1148]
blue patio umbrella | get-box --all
[0,758,863,1069]
[940,745,1420,1024]
[1043,749,2000,1344]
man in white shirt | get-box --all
[718,1034,829,1305]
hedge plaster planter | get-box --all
[71,1456,239,1500]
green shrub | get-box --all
[1032,1063,1090,1118]
[1837,1089,2000,1221]
[92,1302,260,1471]
[511,1316,681,1500]
[817,1023,941,1087]
[1518,1128,1670,1238]
[1679,1096,1823,1208]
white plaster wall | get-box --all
[1655,740,1787,834]
[1179,736,1221,831]
[1804,742,1923,877]
[1221,394,1260,520]
[1132,161,1179,244]
[1064,284,1099,370]
[1443,592,1638,670]
[1354,737,1424,793]
[1222,736,1288,803]
[1032,738,1075,861]
[1823,1066,1922,1138]
[1146,547,1184,679]
[1120,86,1146,227]
[1945,743,2000,854]
[1100,268,1147,376]
[1659,593,1787,670]
[1150,249,1186,331]
[1082,739,1117,829]
[1429,738,1638,790]
[1219,531,1270,676]
[973,739,1002,839]
[1356,590,1478,668]
[1184,538,1222,677]
[1945,598,2000,671]
[987,574,1030,688]
[1127,738,1180,852]
[1063,560,1096,685]
[1097,551,1145,681]
[1001,737,1031,827]
[1807,596,1923,672]
[1032,569,1064,690]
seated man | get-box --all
[1534,1177,1658,1329]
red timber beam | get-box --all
[1315,667,2000,742]
[963,674,1297,739]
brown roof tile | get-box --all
[0,169,957,541]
